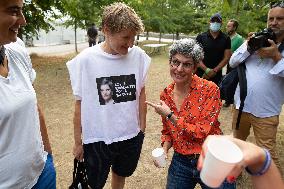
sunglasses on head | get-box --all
[270,1,284,8]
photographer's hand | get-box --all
[257,39,282,63]
[247,32,255,40]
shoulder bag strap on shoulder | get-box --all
[236,63,247,130]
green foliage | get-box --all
[22,0,277,41]
[220,0,272,37]
[133,0,209,37]
[21,0,64,39]
[61,0,136,30]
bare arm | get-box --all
[162,141,172,159]
[198,60,208,71]
[198,49,231,79]
[213,49,232,72]
[139,87,147,133]
[251,161,284,189]
[238,144,283,188]
[73,100,83,160]
[198,136,284,189]
[38,105,52,154]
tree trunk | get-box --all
[159,32,162,43]
[146,31,149,40]
[176,31,179,40]
[75,21,78,53]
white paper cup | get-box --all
[152,147,167,168]
[200,137,243,188]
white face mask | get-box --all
[210,22,221,32]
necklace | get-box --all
[0,46,5,66]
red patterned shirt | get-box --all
[160,75,222,155]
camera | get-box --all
[247,28,276,52]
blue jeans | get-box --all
[32,154,56,189]
[166,152,236,189]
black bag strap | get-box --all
[236,63,247,130]
[69,159,79,189]
[72,158,78,182]
[69,159,89,189]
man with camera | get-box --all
[229,2,284,173]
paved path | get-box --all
[27,42,89,56]
[27,37,177,56]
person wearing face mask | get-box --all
[196,13,232,85]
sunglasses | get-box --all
[270,1,284,8]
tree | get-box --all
[21,0,64,42]
[61,0,120,52]
[216,0,271,36]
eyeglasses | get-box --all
[170,59,194,70]
[270,1,284,8]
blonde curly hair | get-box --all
[102,2,144,34]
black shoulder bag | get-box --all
[219,57,249,130]
[219,67,240,105]
[69,159,89,189]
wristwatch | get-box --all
[166,111,174,120]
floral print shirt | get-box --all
[160,75,222,155]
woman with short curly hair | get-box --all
[146,38,235,189]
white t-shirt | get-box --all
[67,44,150,144]
[0,40,46,188]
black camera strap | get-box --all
[235,58,249,130]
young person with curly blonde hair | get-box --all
[67,2,150,189]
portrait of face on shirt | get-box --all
[96,74,137,105]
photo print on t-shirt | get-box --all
[96,74,136,105]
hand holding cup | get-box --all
[152,147,167,168]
